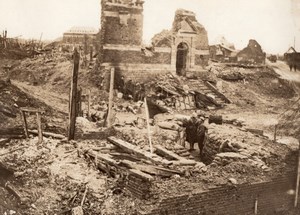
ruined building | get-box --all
[62,26,98,49]
[237,39,266,65]
[98,0,210,81]
[284,47,300,71]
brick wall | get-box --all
[101,2,143,46]
[102,50,171,64]
[125,173,152,200]
[139,172,299,215]
[103,14,143,46]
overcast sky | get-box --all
[0,0,300,54]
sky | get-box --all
[0,0,300,54]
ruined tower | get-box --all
[99,0,144,66]
[100,0,144,46]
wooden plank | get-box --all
[87,150,119,167]
[154,145,183,160]
[106,68,115,127]
[155,145,196,166]
[0,135,24,139]
[36,112,43,144]
[157,84,180,96]
[20,110,29,139]
[144,97,153,154]
[68,48,80,140]
[88,89,91,119]
[88,150,154,180]
[295,141,300,207]
[107,136,172,165]
[120,160,176,177]
[28,130,65,140]
[20,107,45,113]
[204,81,231,103]
[128,169,154,182]
[0,138,10,147]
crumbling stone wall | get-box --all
[172,9,209,50]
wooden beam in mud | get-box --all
[107,136,172,165]
[154,145,196,166]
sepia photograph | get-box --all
[0,0,300,214]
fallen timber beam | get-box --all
[4,182,24,202]
[154,145,196,166]
[120,160,182,177]
[86,150,119,167]
[87,150,154,180]
[87,150,123,177]
[0,138,10,147]
[204,81,232,104]
[0,135,24,140]
[128,169,154,182]
[28,129,65,140]
[194,90,221,108]
[107,136,172,165]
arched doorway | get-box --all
[176,42,189,76]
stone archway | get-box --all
[176,42,189,76]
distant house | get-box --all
[237,39,266,65]
[284,47,300,70]
[62,26,98,50]
[209,36,237,62]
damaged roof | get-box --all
[64,26,98,35]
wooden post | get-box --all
[144,97,153,154]
[90,46,93,62]
[36,112,43,144]
[20,110,29,139]
[106,68,115,127]
[88,89,91,119]
[294,142,300,208]
[254,198,258,215]
[76,88,82,117]
[274,124,278,142]
[4,30,7,49]
[68,48,80,140]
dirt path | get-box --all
[268,60,300,83]
[11,80,69,113]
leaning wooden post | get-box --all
[144,97,153,154]
[294,142,300,208]
[76,88,82,117]
[68,48,80,140]
[273,124,278,142]
[4,30,7,49]
[106,68,115,127]
[36,112,43,144]
[20,110,29,139]
[88,89,91,119]
[254,198,258,215]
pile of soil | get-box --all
[0,78,66,132]
[245,67,296,99]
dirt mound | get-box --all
[278,98,300,139]
[245,67,296,98]
[0,78,65,131]
[0,48,32,60]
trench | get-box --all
[0,162,19,213]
